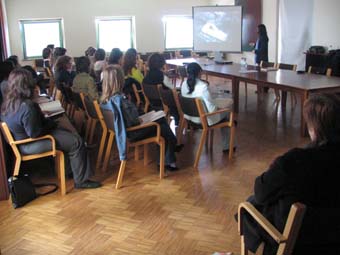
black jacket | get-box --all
[254,142,340,253]
[255,35,269,64]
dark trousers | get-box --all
[238,195,278,255]
[127,117,177,164]
[19,118,92,184]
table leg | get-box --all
[300,91,309,137]
[232,77,239,113]
[281,91,287,110]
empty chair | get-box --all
[277,63,298,105]
[308,66,332,76]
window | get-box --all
[20,19,64,59]
[164,16,193,50]
[96,17,135,52]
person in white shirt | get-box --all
[181,62,233,152]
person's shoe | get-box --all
[165,164,180,171]
[175,144,184,152]
[222,146,237,154]
[74,180,102,189]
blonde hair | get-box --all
[101,65,125,103]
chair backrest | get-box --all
[277,63,297,71]
[158,87,177,109]
[72,91,85,110]
[101,107,115,131]
[0,122,21,158]
[93,100,114,133]
[142,83,162,101]
[178,66,187,78]
[277,203,306,254]
[308,66,332,76]
[260,61,276,68]
[80,93,98,119]
[178,94,200,117]
[180,50,192,58]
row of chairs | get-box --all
[133,83,236,168]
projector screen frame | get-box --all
[192,5,243,53]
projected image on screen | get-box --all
[193,6,242,52]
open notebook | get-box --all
[39,100,65,118]
[139,110,165,124]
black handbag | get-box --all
[8,175,58,209]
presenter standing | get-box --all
[254,24,269,65]
[254,24,269,93]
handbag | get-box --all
[8,175,58,209]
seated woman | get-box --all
[93,48,107,81]
[100,65,179,171]
[122,48,145,105]
[54,55,76,92]
[240,94,340,254]
[1,68,101,189]
[108,48,123,66]
[181,62,232,152]
[72,56,98,101]
[143,53,179,124]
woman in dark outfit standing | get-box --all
[254,24,269,65]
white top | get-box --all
[181,79,228,126]
[94,60,107,72]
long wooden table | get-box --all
[167,58,340,136]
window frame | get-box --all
[19,18,64,60]
[95,16,136,52]
[163,15,193,51]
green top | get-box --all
[126,67,144,85]
[72,73,98,100]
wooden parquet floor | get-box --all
[0,81,309,255]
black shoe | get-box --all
[223,147,237,153]
[74,180,102,189]
[165,165,180,171]
[175,144,184,152]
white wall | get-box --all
[4,0,340,65]
[5,0,209,62]
[312,0,340,50]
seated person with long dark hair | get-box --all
[143,53,179,124]
[239,94,340,254]
[108,48,123,66]
[1,68,101,189]
[181,62,232,152]
[100,65,179,171]
[54,55,76,90]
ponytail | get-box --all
[186,62,202,94]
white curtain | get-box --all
[278,0,314,70]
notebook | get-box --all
[39,100,65,118]
[139,110,165,124]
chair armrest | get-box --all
[203,108,233,118]
[238,202,286,244]
[126,122,161,139]
[11,135,56,153]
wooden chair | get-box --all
[132,83,146,110]
[178,95,236,168]
[238,202,306,255]
[308,66,332,76]
[177,66,187,87]
[277,63,298,105]
[0,122,66,195]
[142,83,163,113]
[80,93,99,145]
[158,87,181,127]
[93,101,165,189]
